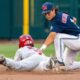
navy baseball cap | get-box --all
[42,2,54,14]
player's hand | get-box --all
[34,48,43,55]
[40,44,47,51]
[37,49,43,55]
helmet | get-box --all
[42,2,54,14]
[19,34,34,48]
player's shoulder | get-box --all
[57,12,68,16]
[16,46,38,52]
[52,12,63,22]
[16,46,28,52]
[57,12,69,19]
[57,12,69,23]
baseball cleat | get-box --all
[46,57,57,69]
[48,57,66,72]
[54,61,66,72]
[0,55,5,64]
[52,58,66,71]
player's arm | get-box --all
[40,32,56,50]
[14,50,22,61]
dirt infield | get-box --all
[0,65,80,80]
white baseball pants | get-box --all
[5,54,50,71]
[54,33,80,66]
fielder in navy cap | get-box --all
[40,2,80,71]
[41,2,58,20]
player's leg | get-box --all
[54,33,80,63]
[54,33,64,63]
[63,47,77,65]
[66,61,80,70]
[0,54,43,71]
[34,59,51,72]
[0,55,22,70]
[63,48,80,70]
[48,47,78,71]
[34,57,62,72]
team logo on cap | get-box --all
[42,6,47,10]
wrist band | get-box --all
[40,44,47,50]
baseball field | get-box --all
[0,40,80,80]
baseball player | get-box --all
[0,35,79,71]
[0,34,52,72]
[40,2,80,70]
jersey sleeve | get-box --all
[61,13,68,24]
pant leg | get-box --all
[63,48,80,70]
[34,57,51,72]
[63,48,78,65]
[54,34,65,62]
[66,61,80,70]
[5,54,43,71]
[54,33,80,62]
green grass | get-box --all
[0,43,80,61]
[0,44,18,58]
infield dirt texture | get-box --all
[0,65,80,80]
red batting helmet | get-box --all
[19,34,34,48]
